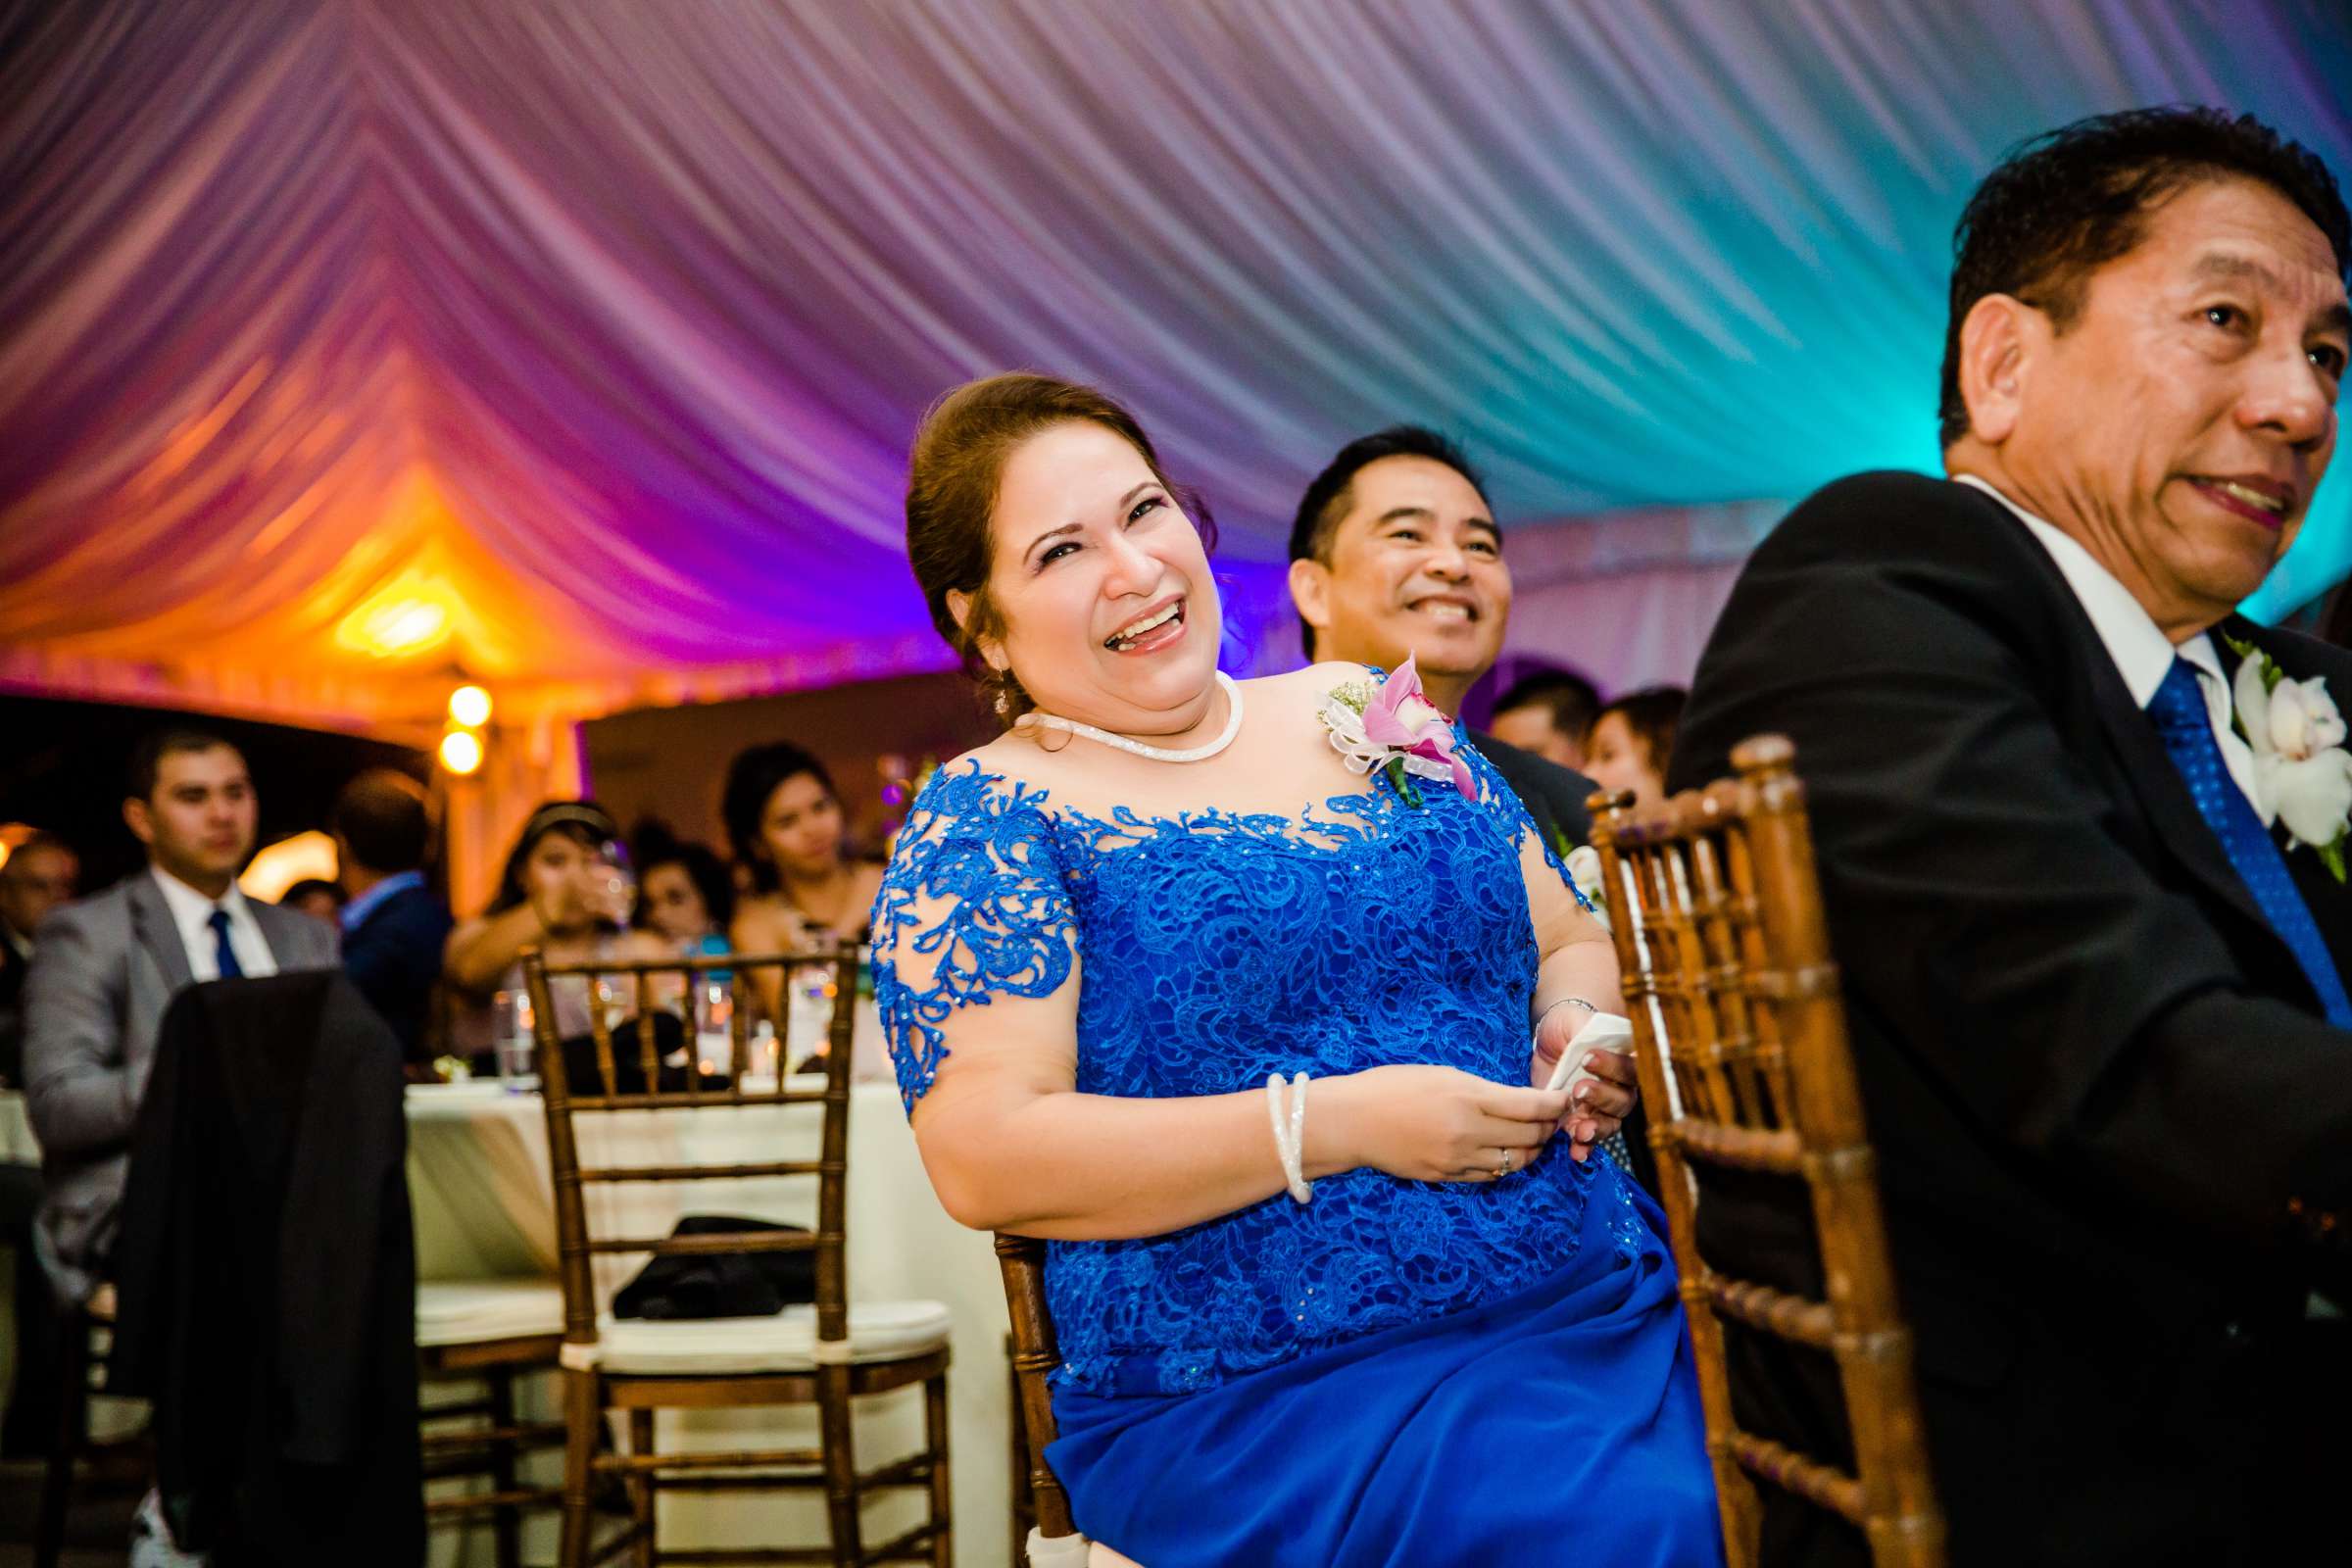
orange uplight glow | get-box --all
[439,729,484,775]
[448,684,493,727]
[336,595,452,658]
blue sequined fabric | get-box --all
[872,733,1644,1396]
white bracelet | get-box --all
[1264,1071,1313,1204]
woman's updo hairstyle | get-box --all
[905,372,1213,723]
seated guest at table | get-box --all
[333,768,453,1062]
[278,876,345,929]
[444,800,672,1041]
[725,743,883,1023]
[1285,426,1597,848]
[630,820,735,950]
[24,729,337,1308]
[1580,686,1686,811]
[725,743,884,947]
[0,830,76,1456]
[0,830,78,1087]
[1487,664,1604,770]
[1673,108,2352,1564]
[874,373,1713,1565]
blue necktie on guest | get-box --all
[208,906,243,980]
[2146,657,2352,1028]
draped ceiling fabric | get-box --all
[3,0,2349,740]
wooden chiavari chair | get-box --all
[1589,735,1943,1568]
[523,944,952,1568]
[994,1235,1143,1568]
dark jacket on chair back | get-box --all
[110,971,421,1566]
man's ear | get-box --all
[123,797,154,848]
[1957,293,2035,447]
[1288,558,1334,649]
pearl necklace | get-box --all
[1021,671,1244,762]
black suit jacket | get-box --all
[1672,472,2352,1566]
[111,972,420,1564]
[1470,730,1594,851]
[340,879,453,1062]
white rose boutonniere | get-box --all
[2226,633,2352,882]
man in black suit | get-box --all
[1672,108,2352,1565]
[1286,426,1598,848]
[331,768,452,1064]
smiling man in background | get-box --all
[1286,426,1597,848]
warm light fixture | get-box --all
[448,684,493,727]
[335,595,452,658]
[439,730,484,775]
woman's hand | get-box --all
[1313,1065,1572,1183]
[1530,1005,1642,1158]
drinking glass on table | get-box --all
[491,988,536,1089]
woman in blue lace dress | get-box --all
[874,374,1721,1566]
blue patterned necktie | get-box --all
[208,906,243,980]
[2146,657,2352,1027]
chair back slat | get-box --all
[522,945,862,1350]
[1590,736,1944,1568]
[994,1233,1076,1543]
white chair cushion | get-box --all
[589,1298,953,1375]
[416,1280,566,1348]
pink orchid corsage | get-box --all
[1319,656,1476,806]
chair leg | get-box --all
[33,1310,88,1568]
[559,1366,601,1568]
[488,1369,522,1568]
[1006,1345,1032,1567]
[924,1368,953,1568]
[816,1363,861,1568]
[629,1408,656,1568]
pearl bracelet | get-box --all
[1263,1071,1313,1203]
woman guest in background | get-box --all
[724,742,884,1020]
[724,743,885,947]
[444,801,673,1042]
[1582,687,1688,811]
[871,373,1718,1567]
[630,821,736,951]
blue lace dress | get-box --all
[874,736,1720,1566]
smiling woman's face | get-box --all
[970,419,1224,736]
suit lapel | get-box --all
[126,873,194,996]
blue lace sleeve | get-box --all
[869,760,1079,1111]
[1460,734,1595,915]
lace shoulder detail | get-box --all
[1460,735,1593,914]
[870,760,1077,1110]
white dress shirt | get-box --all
[149,865,279,981]
[1956,474,2267,821]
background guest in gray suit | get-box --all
[22,728,337,1307]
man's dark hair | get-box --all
[330,768,433,874]
[1940,106,2351,448]
[1492,667,1603,742]
[279,877,345,910]
[125,728,241,802]
[1288,426,1494,660]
